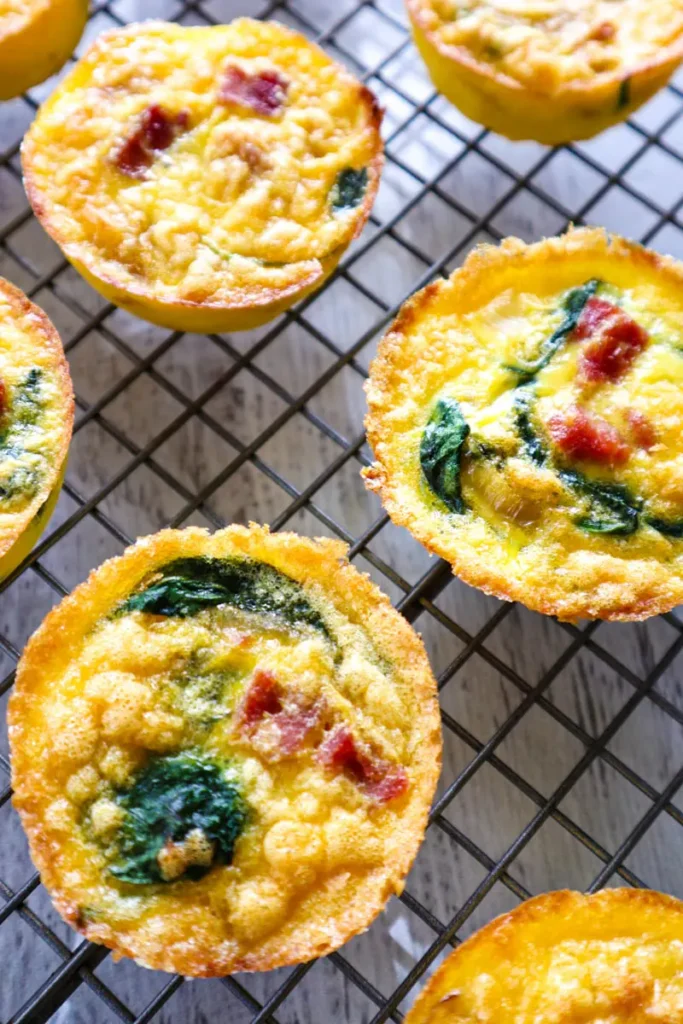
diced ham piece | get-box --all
[573,297,615,341]
[572,296,648,382]
[627,408,656,450]
[318,726,408,804]
[548,405,630,466]
[114,105,189,178]
[219,65,289,116]
[276,703,323,757]
[236,669,282,729]
[236,669,320,757]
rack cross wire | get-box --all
[1,1,683,1022]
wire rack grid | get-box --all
[1,0,683,1021]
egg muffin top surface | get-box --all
[0,277,73,561]
[409,0,683,93]
[404,888,683,1024]
[9,524,441,975]
[21,19,383,324]
[364,228,683,621]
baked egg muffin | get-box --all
[0,0,87,101]
[9,524,441,975]
[21,19,384,333]
[364,227,683,621]
[403,888,683,1023]
[407,0,683,144]
[0,277,73,581]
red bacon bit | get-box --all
[219,65,289,116]
[548,405,630,466]
[236,669,321,757]
[591,21,616,41]
[114,105,189,178]
[573,297,616,341]
[236,669,282,729]
[573,297,649,382]
[0,379,6,419]
[318,726,408,804]
[627,408,656,450]
[277,703,323,757]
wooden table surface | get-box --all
[1,1,683,1021]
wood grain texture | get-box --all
[1,0,683,1020]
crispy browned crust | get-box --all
[0,277,73,560]
[21,21,384,327]
[9,523,441,976]
[404,888,683,1023]
[407,0,683,101]
[364,227,683,622]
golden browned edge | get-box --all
[363,226,683,622]
[0,276,73,561]
[20,20,385,321]
[9,523,442,976]
[403,887,683,1024]
[406,0,683,105]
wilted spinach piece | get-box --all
[505,279,601,381]
[559,469,640,536]
[118,555,331,639]
[644,516,683,538]
[420,397,471,514]
[513,385,548,467]
[331,167,368,213]
[0,369,45,503]
[110,752,246,885]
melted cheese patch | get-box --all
[419,0,683,89]
[28,596,414,950]
[24,19,380,305]
[405,891,683,1024]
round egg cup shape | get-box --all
[403,888,683,1023]
[21,19,384,333]
[0,278,73,571]
[407,0,683,144]
[0,0,87,101]
[364,227,683,622]
[9,523,442,976]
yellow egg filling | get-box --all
[9,526,440,975]
[22,19,383,331]
[365,228,683,620]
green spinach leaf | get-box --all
[644,516,683,539]
[331,167,368,213]
[420,397,471,514]
[118,555,331,639]
[559,469,640,536]
[505,279,601,381]
[617,77,631,110]
[513,385,548,466]
[110,752,246,885]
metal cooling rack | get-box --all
[1,0,683,1021]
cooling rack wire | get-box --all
[1,0,683,1021]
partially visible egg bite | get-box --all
[0,278,73,580]
[408,0,683,144]
[404,889,683,1024]
[0,0,87,101]
[9,524,441,976]
[364,227,683,621]
[21,19,384,333]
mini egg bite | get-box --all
[403,888,683,1024]
[9,524,441,976]
[408,0,683,144]
[364,227,683,621]
[0,277,73,580]
[0,0,87,101]
[21,18,384,333]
